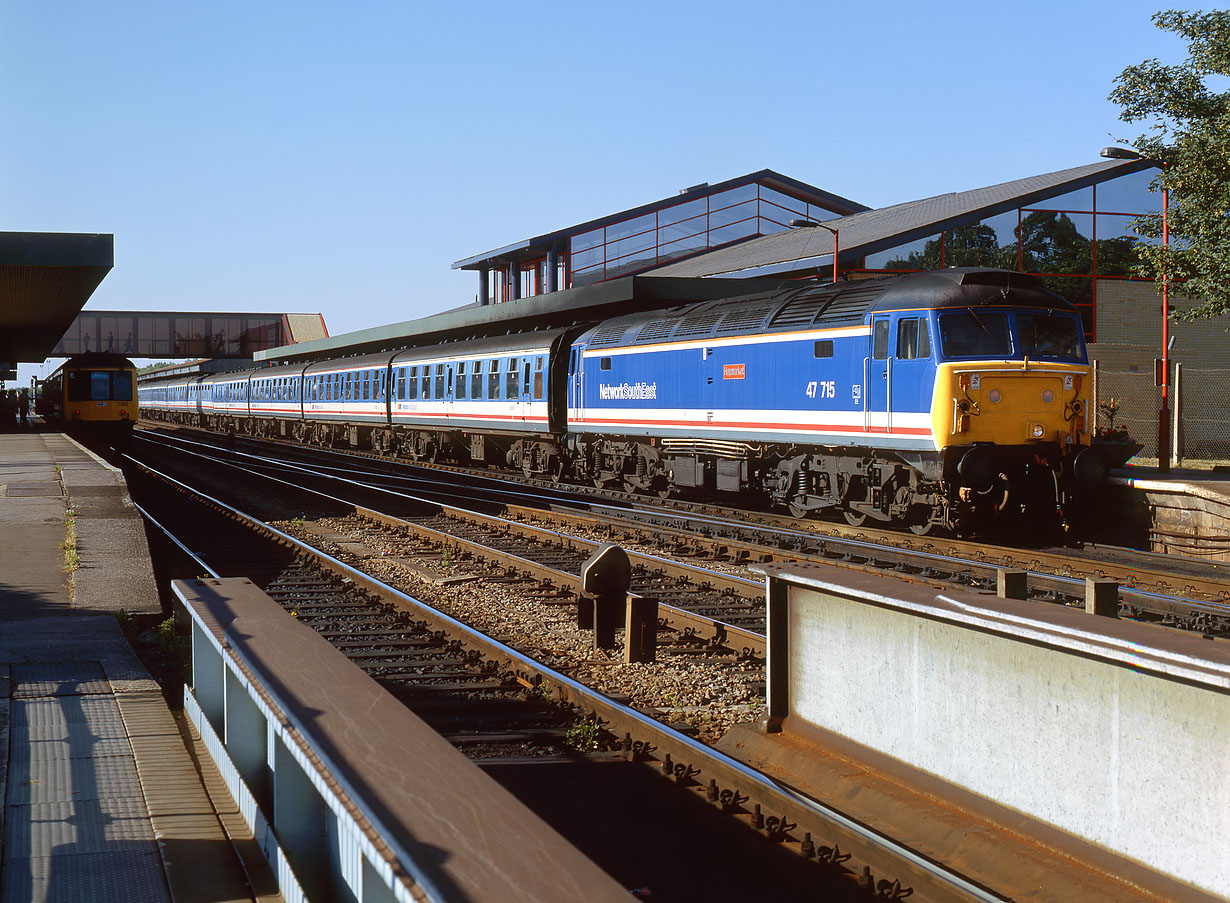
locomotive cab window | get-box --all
[939,311,1012,358]
[1016,312,1083,360]
[872,320,890,360]
[896,318,931,360]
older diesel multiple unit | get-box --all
[40,352,139,435]
[139,269,1115,533]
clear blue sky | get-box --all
[2,0,1191,381]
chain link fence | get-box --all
[1093,365,1230,465]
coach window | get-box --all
[488,359,500,398]
[471,363,483,399]
[533,357,544,399]
[505,358,520,398]
[872,320,890,360]
[814,340,833,358]
[897,318,931,360]
[434,364,446,398]
[456,362,467,399]
[406,366,418,399]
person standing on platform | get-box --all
[0,391,14,430]
[18,390,29,426]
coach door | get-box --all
[867,315,891,433]
[445,363,455,419]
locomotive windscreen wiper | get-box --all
[966,309,993,338]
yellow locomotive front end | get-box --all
[933,360,1089,451]
[924,300,1102,533]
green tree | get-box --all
[1109,9,1230,319]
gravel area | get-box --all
[273,513,765,742]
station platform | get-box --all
[1107,464,1230,561]
[0,428,263,902]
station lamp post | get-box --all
[816,222,839,284]
[1101,146,1170,472]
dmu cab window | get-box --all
[1016,312,1084,360]
[896,318,931,360]
[112,373,133,401]
[939,311,1012,358]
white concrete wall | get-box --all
[783,579,1230,899]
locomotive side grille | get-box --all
[589,323,633,347]
[768,283,889,331]
[715,303,776,334]
[672,311,724,338]
[635,318,679,343]
[767,294,831,329]
[815,285,886,326]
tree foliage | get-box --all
[1109,9,1230,319]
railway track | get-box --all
[122,440,1006,901]
[131,426,1230,638]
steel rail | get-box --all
[131,499,221,579]
[131,432,767,653]
[122,449,1008,903]
[513,502,1230,634]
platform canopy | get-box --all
[0,231,114,373]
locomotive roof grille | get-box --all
[767,283,889,330]
[716,302,778,333]
[673,311,725,338]
[589,323,634,347]
[635,318,679,343]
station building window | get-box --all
[859,169,1156,342]
[568,183,840,288]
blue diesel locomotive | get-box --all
[140,269,1115,533]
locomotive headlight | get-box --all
[988,389,1001,404]
[1031,423,1045,439]
[1041,389,1055,404]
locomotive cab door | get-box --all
[569,345,585,422]
[867,315,891,433]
